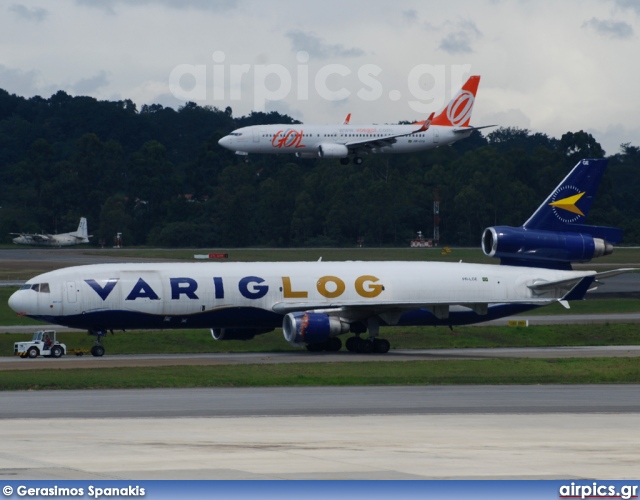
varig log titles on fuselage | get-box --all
[8,159,630,355]
[218,75,494,165]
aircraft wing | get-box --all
[452,124,497,134]
[271,297,557,323]
[528,268,635,294]
[344,112,435,150]
[10,232,53,242]
[31,234,53,242]
[272,297,561,314]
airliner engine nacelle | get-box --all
[481,226,613,266]
[282,312,350,347]
[211,328,273,341]
[318,143,349,158]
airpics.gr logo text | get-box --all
[168,52,472,113]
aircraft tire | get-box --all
[91,345,105,357]
[354,156,363,165]
[345,336,359,352]
[27,347,38,359]
[358,339,374,354]
[50,345,63,358]
[326,336,342,352]
[373,338,390,354]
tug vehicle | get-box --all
[14,330,67,358]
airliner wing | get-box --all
[452,124,497,134]
[344,112,435,150]
[272,297,556,315]
[12,233,52,242]
[32,234,53,242]
[527,269,634,293]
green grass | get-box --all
[2,358,640,391]
[4,323,640,357]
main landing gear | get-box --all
[340,156,363,165]
[305,317,391,354]
[345,336,390,354]
[348,317,390,353]
[305,336,342,352]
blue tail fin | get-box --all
[523,158,621,242]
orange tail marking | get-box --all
[431,75,480,128]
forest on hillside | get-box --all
[1,87,639,248]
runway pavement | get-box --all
[1,386,639,479]
[3,385,640,419]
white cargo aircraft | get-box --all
[218,75,493,164]
[11,218,91,247]
[8,159,628,356]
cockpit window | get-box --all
[22,283,50,293]
[230,132,242,136]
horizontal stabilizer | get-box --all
[560,224,623,244]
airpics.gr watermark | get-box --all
[168,51,471,113]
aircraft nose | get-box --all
[8,289,27,315]
[218,136,231,149]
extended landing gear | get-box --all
[345,317,390,354]
[345,336,390,354]
[306,336,342,352]
[339,156,363,166]
[88,330,107,357]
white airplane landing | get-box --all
[218,75,494,164]
[11,217,91,247]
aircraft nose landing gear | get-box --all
[88,330,107,357]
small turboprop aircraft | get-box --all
[8,159,628,356]
[11,218,91,247]
[218,75,493,165]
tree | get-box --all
[560,130,605,164]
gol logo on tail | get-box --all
[446,91,475,127]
